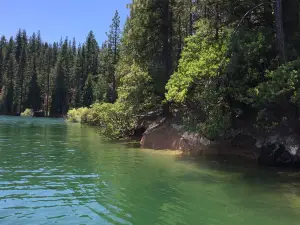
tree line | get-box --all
[0,11,121,116]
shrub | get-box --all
[21,108,33,117]
[246,59,300,130]
[67,107,89,123]
[249,59,300,105]
[80,108,91,124]
[84,102,136,139]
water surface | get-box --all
[0,116,300,224]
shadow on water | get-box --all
[114,136,300,192]
[174,154,300,200]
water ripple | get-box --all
[1,116,300,225]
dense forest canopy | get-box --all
[2,0,300,140]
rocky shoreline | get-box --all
[140,118,300,167]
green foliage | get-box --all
[3,53,16,114]
[27,58,42,111]
[86,31,100,76]
[93,74,108,103]
[167,20,229,103]
[118,62,157,114]
[166,20,231,138]
[199,109,232,139]
[224,27,276,105]
[241,59,300,130]
[73,61,157,140]
[50,39,71,115]
[67,107,89,123]
[21,108,33,117]
[0,36,6,89]
[249,60,300,105]
[83,102,136,139]
[83,74,94,107]
[122,0,178,101]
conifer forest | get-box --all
[1,0,300,140]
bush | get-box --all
[245,59,300,130]
[21,108,33,117]
[84,102,136,139]
[80,108,91,124]
[249,59,300,105]
[68,102,137,139]
[67,107,89,123]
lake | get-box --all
[0,116,300,225]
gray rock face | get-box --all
[181,131,212,146]
[141,118,300,167]
[257,134,300,166]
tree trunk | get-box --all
[274,0,287,63]
[177,15,182,62]
[263,0,273,27]
[46,71,50,116]
[112,24,118,103]
[19,80,23,114]
[215,3,220,40]
[189,0,193,35]
[162,0,172,84]
[161,0,173,116]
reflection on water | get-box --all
[0,116,300,224]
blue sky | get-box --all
[1,0,129,44]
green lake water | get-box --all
[1,116,300,225]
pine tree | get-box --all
[25,32,44,112]
[4,37,15,68]
[27,57,41,111]
[15,30,28,113]
[80,43,90,106]
[74,45,85,107]
[50,39,70,116]
[107,10,121,102]
[44,45,53,116]
[99,41,112,102]
[68,38,77,108]
[36,42,54,115]
[83,73,94,107]
[0,36,6,91]
[3,53,16,114]
[52,42,59,67]
[119,0,175,109]
[86,31,99,76]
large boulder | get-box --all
[141,119,300,167]
[256,134,300,166]
[141,119,213,156]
